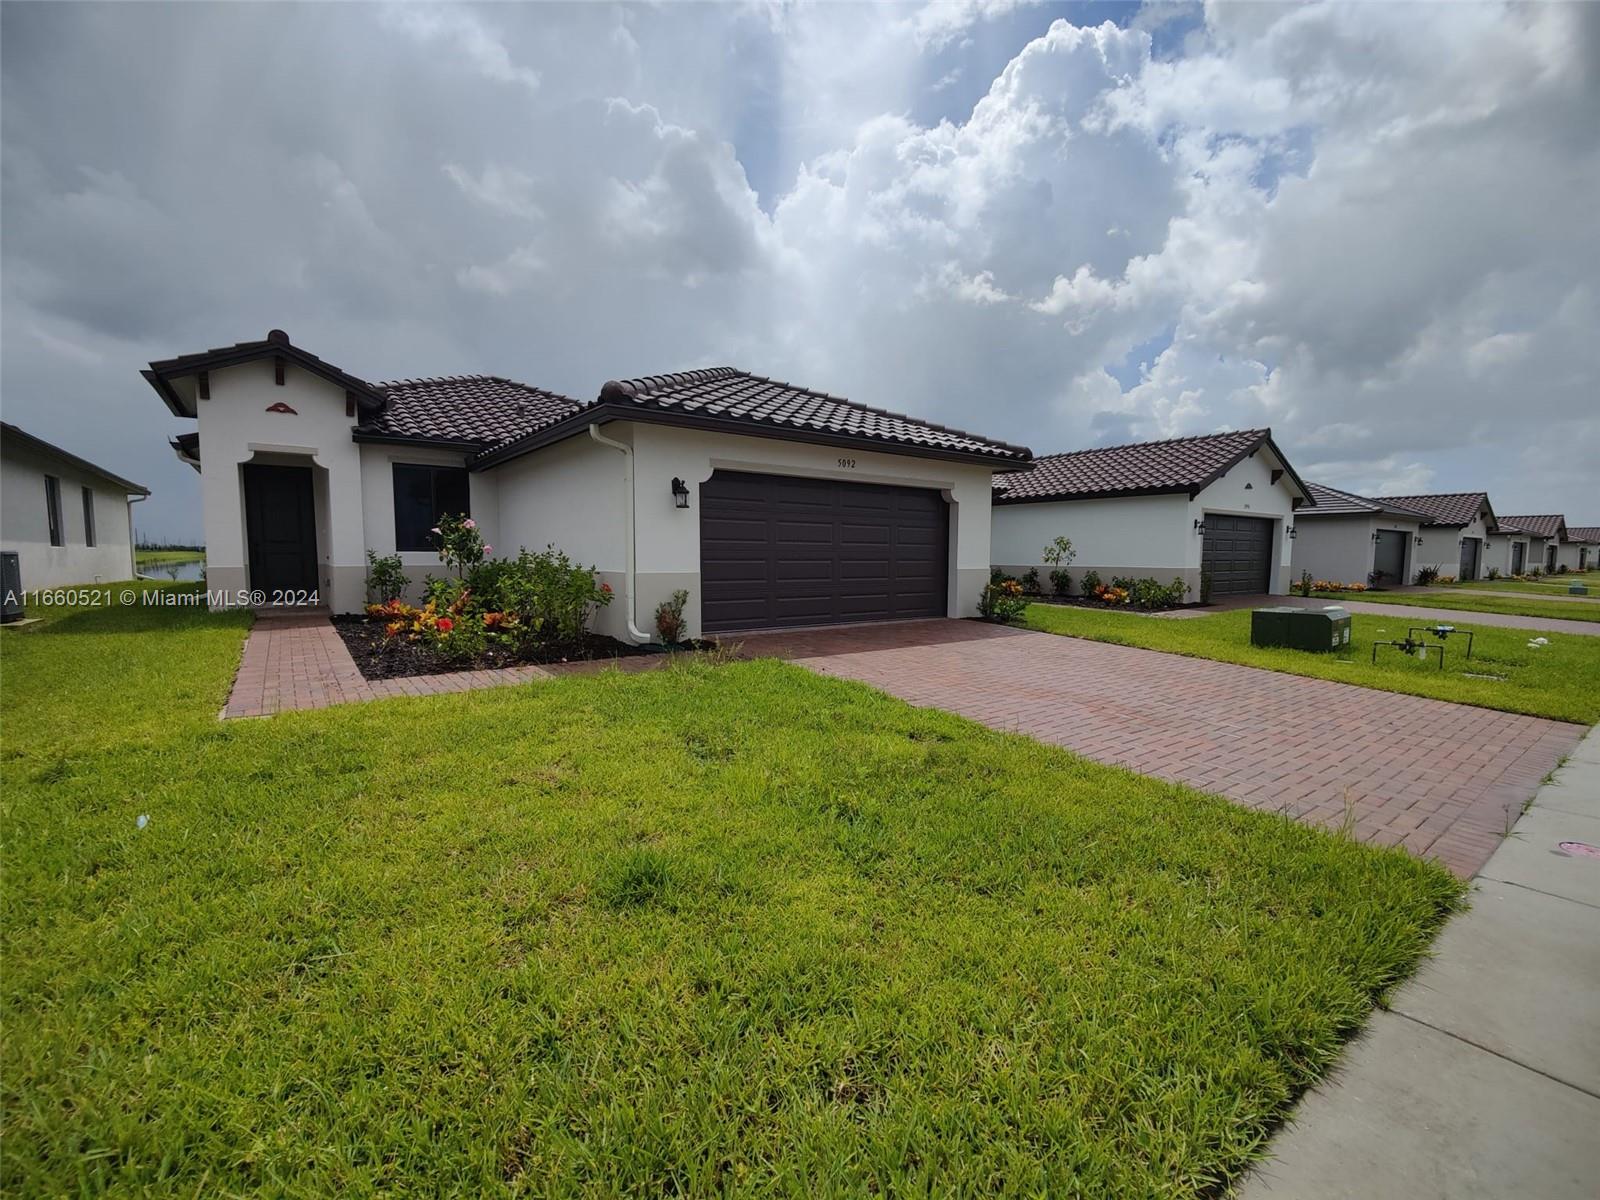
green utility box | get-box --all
[1569,583,1588,595]
[1251,606,1352,652]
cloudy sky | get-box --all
[3,0,1596,541]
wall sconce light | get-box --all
[1193,518,1205,536]
[1288,526,1298,540]
[1371,531,1381,543]
[671,477,691,509]
[1414,535,1424,547]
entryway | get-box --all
[242,463,318,595]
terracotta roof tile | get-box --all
[1300,482,1432,519]
[591,367,1031,462]
[993,429,1280,502]
[361,376,580,447]
[1567,525,1600,543]
[1372,492,1491,528]
[1496,514,1566,539]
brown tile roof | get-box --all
[359,375,580,448]
[993,428,1308,503]
[477,367,1033,468]
[1496,514,1566,540]
[1300,482,1432,519]
[1567,525,1600,543]
[144,329,384,418]
[1371,492,1492,528]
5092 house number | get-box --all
[837,457,857,469]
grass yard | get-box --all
[1023,604,1600,725]
[1320,588,1600,624]
[1449,573,1599,596]
[2,590,1461,1197]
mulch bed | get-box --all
[332,616,678,682]
[1027,595,1204,615]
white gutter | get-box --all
[587,423,651,643]
[127,493,148,580]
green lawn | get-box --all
[2,590,1461,1197]
[1321,588,1600,624]
[1450,574,1599,596]
[1023,604,1599,725]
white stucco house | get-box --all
[145,330,1032,640]
[1492,514,1567,576]
[1,422,148,593]
[1372,493,1497,581]
[1562,525,1598,573]
[989,429,1314,598]
[1290,484,1428,586]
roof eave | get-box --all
[473,404,1033,472]
[350,430,489,454]
[993,483,1194,505]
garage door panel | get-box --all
[700,470,949,632]
[1201,514,1274,596]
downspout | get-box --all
[587,423,651,643]
[128,494,148,579]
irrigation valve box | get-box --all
[1250,606,1352,652]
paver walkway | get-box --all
[223,613,553,717]
[1238,726,1600,1199]
[734,620,1584,877]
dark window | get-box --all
[393,463,470,551]
[44,475,63,546]
[82,486,97,547]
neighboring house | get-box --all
[1563,526,1599,572]
[1290,484,1429,586]
[1494,514,1567,575]
[145,330,1032,639]
[1,422,148,590]
[990,429,1314,598]
[1372,493,1497,581]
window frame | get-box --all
[44,475,64,547]
[392,463,471,553]
[81,485,97,547]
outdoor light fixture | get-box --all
[1372,531,1381,543]
[1288,526,1298,540]
[1193,518,1206,535]
[671,477,690,509]
[1415,535,1424,547]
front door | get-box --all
[1511,541,1525,575]
[1546,544,1557,573]
[1458,536,1481,580]
[243,464,318,596]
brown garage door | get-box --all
[699,471,949,633]
[1202,514,1274,595]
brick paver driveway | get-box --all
[734,620,1584,878]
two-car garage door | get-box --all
[699,471,949,633]
[1201,514,1274,595]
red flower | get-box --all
[600,582,613,595]
[436,617,454,633]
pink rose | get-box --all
[482,544,492,554]
[462,518,477,530]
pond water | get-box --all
[139,558,206,582]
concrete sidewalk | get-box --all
[1238,727,1600,1199]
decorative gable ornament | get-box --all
[265,402,298,415]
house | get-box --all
[1,422,148,592]
[144,330,1032,639]
[1371,493,1497,581]
[1563,526,1599,572]
[1289,484,1429,586]
[1493,514,1567,575]
[989,429,1314,598]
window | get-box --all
[393,463,470,552]
[44,475,63,546]
[82,486,97,547]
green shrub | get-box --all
[1021,568,1041,594]
[1049,568,1071,596]
[433,513,490,578]
[1413,565,1440,586]
[1080,569,1102,597]
[978,578,1028,623]
[1297,569,1314,598]
[364,550,407,604]
[655,589,689,644]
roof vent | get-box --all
[266,329,290,346]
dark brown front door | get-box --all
[243,464,317,595]
[1373,529,1408,585]
[699,471,949,633]
[1201,514,1274,595]
[1459,536,1481,580]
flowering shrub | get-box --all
[1093,584,1129,605]
[978,578,1028,623]
[370,539,611,662]
[1306,579,1368,593]
[1436,574,1457,584]
[433,513,490,578]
